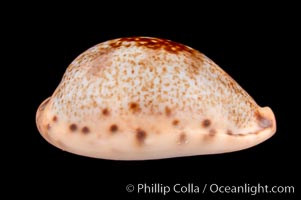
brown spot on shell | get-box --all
[109,40,122,48]
[178,133,187,144]
[52,116,57,122]
[165,106,172,117]
[102,108,110,116]
[172,119,179,126]
[136,128,147,145]
[202,119,211,128]
[110,124,118,133]
[70,124,77,132]
[82,126,90,134]
[46,124,51,130]
[226,130,233,136]
[129,102,140,113]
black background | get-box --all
[8,3,299,199]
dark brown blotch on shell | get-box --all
[136,128,147,144]
[52,116,58,122]
[110,124,118,133]
[202,119,211,128]
[172,119,179,126]
[129,102,140,113]
[82,126,90,134]
[70,124,77,132]
[102,108,110,116]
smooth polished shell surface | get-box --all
[36,37,276,160]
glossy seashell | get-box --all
[36,37,276,160]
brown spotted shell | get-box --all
[36,37,276,160]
